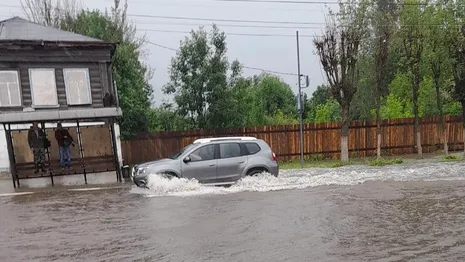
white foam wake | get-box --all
[130,162,465,197]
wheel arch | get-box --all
[245,166,270,176]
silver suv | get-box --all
[131,136,279,188]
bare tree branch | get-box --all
[21,0,82,27]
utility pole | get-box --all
[296,31,304,169]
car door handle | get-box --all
[209,164,216,167]
[238,161,245,164]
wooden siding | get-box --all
[0,45,116,112]
[121,115,465,165]
[17,62,104,108]
[0,48,112,63]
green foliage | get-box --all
[368,158,404,166]
[148,105,188,132]
[161,27,299,130]
[379,94,412,119]
[60,4,153,138]
[443,101,462,115]
[309,154,326,161]
[304,85,332,121]
[314,99,341,123]
[440,154,461,162]
[163,25,234,130]
[50,0,465,138]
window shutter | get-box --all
[64,68,92,105]
[0,70,21,107]
[29,68,58,107]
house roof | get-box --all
[0,16,103,43]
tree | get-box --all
[397,0,428,156]
[233,73,298,126]
[444,1,465,154]
[148,103,187,132]
[313,0,369,162]
[314,99,341,123]
[21,0,82,27]
[372,0,396,158]
[423,3,452,154]
[164,25,235,130]
[304,84,332,122]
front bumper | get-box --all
[133,175,148,187]
[131,165,148,187]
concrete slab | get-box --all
[0,171,126,193]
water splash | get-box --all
[130,162,465,197]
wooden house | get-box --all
[0,17,123,187]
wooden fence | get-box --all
[120,115,465,165]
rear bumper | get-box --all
[269,164,279,177]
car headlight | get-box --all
[136,167,147,176]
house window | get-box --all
[63,68,92,105]
[29,68,59,107]
[0,70,21,107]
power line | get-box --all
[214,0,465,6]
[114,0,324,12]
[140,28,317,37]
[146,41,178,51]
[135,21,322,30]
[128,13,458,28]
[243,66,297,76]
[146,41,298,76]
[215,0,338,4]
[127,13,325,25]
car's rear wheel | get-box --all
[246,168,268,177]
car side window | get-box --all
[190,145,216,162]
[245,142,261,155]
[220,143,242,159]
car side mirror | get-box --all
[183,156,191,163]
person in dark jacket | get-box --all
[28,122,46,173]
[55,123,75,169]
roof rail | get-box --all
[193,136,257,144]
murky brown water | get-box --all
[1,162,465,261]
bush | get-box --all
[310,154,326,161]
[368,158,403,166]
[441,155,461,161]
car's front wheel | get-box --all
[160,172,178,180]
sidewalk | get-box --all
[0,171,131,195]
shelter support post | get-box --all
[76,120,87,184]
[4,124,17,188]
[109,119,122,183]
[41,122,54,186]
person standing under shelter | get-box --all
[28,122,46,173]
[55,123,75,170]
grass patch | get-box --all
[368,158,404,167]
[441,154,462,162]
[279,159,354,169]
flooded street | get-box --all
[1,162,465,261]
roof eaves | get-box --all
[0,39,116,47]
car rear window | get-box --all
[245,142,261,155]
[220,143,242,158]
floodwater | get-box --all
[1,162,465,261]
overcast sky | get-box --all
[0,0,336,106]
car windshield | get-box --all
[169,144,196,160]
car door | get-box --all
[181,144,218,184]
[216,142,248,183]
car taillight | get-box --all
[272,152,277,162]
